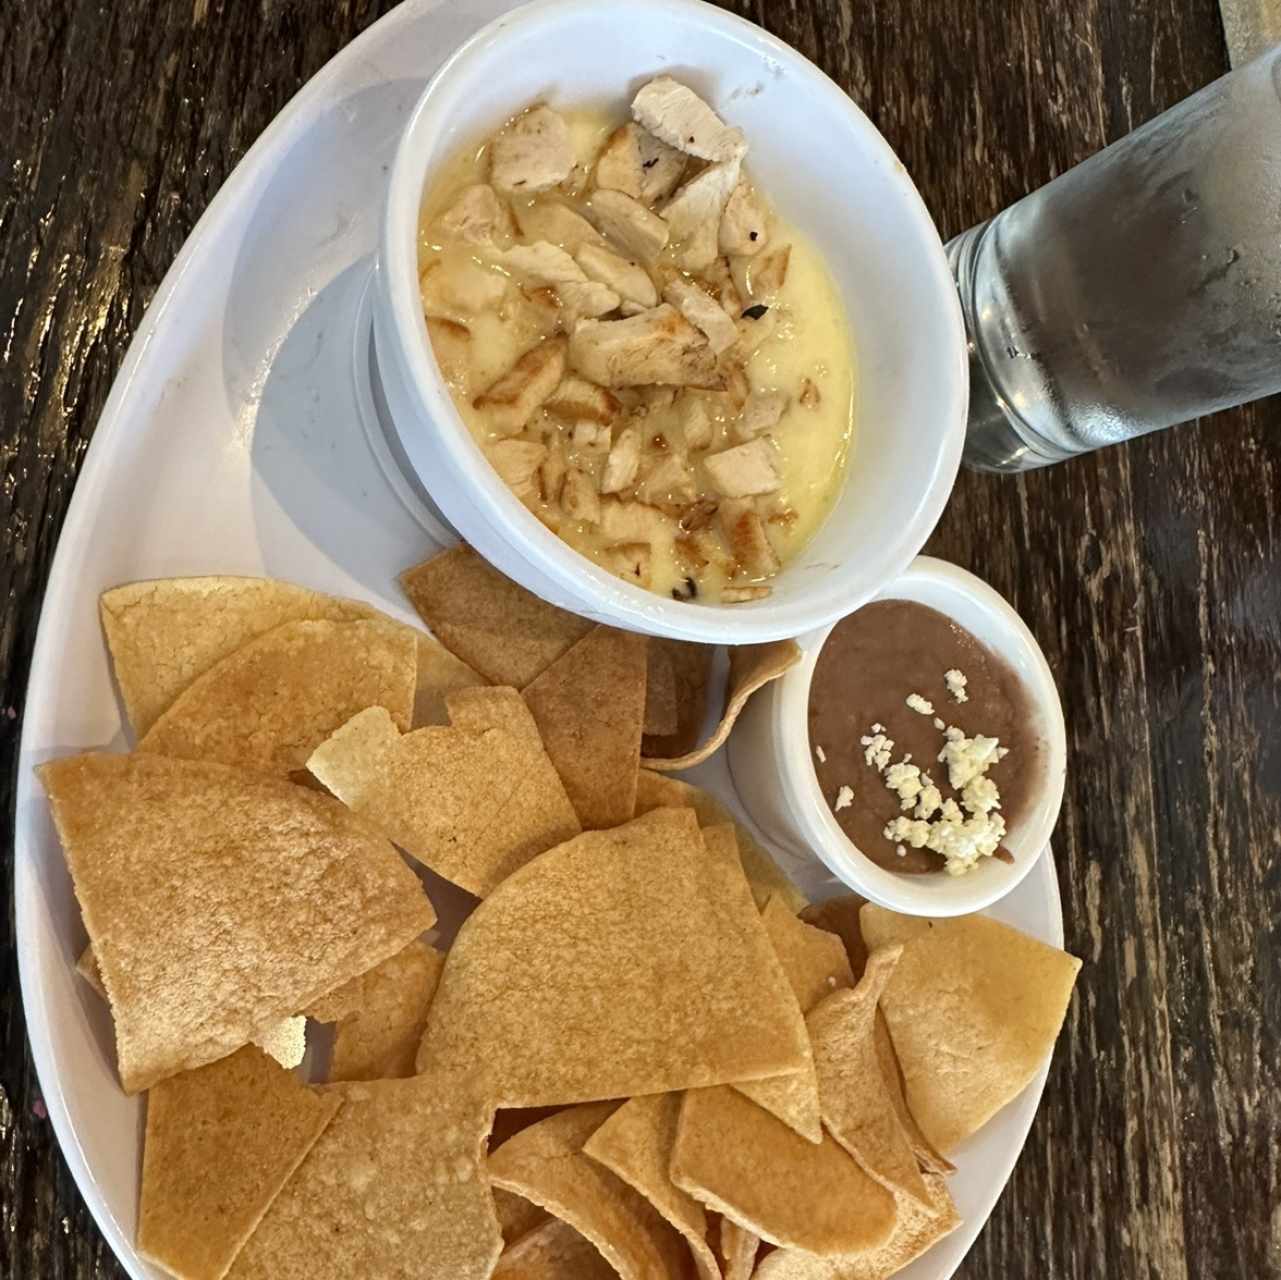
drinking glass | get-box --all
[950,46,1281,472]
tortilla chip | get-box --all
[641,640,800,771]
[493,1217,616,1279]
[641,638,713,760]
[635,770,806,912]
[99,576,452,737]
[309,940,446,1082]
[671,1087,897,1257]
[720,1218,761,1280]
[495,1189,552,1247]
[418,808,809,1104]
[522,626,647,829]
[733,895,856,1143]
[489,1103,692,1280]
[401,548,593,688]
[799,895,870,980]
[38,753,435,1092]
[491,1107,570,1149]
[227,1072,501,1280]
[752,1172,960,1280]
[859,906,1082,1154]
[306,697,581,898]
[806,949,932,1210]
[582,1093,720,1280]
[412,636,490,727]
[136,619,416,777]
[137,1047,342,1280]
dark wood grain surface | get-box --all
[3,1,1278,1278]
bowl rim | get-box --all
[378,0,969,643]
[774,555,1068,915]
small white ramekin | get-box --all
[727,556,1067,916]
[373,0,967,643]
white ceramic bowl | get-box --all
[727,556,1067,915]
[374,0,967,643]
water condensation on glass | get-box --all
[953,47,1281,471]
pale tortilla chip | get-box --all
[418,808,810,1104]
[137,1047,342,1280]
[752,1172,960,1280]
[635,770,806,912]
[312,940,446,1082]
[582,1093,721,1280]
[641,638,712,760]
[806,949,932,1210]
[495,1189,552,1247]
[641,640,800,771]
[99,576,452,737]
[137,619,416,777]
[671,1087,897,1257]
[412,637,490,727]
[38,753,435,1092]
[489,1103,692,1280]
[401,548,593,688]
[493,1217,616,1279]
[306,698,581,898]
[522,626,647,829]
[860,906,1082,1154]
[721,1217,761,1280]
[227,1072,500,1280]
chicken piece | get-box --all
[571,421,611,453]
[663,278,738,355]
[735,390,790,441]
[514,200,608,252]
[569,305,720,388]
[631,77,746,162]
[425,317,471,389]
[586,190,671,263]
[561,465,601,523]
[702,257,744,317]
[704,437,781,497]
[722,364,751,411]
[420,258,507,315]
[720,182,769,256]
[676,219,720,272]
[594,123,688,204]
[720,498,782,576]
[675,392,714,450]
[733,305,779,358]
[575,242,659,309]
[472,337,567,434]
[748,245,791,300]
[675,529,723,575]
[619,300,648,317]
[638,451,697,504]
[487,439,548,501]
[544,375,621,425]
[600,496,673,542]
[490,106,574,193]
[722,584,772,603]
[438,183,506,245]
[557,281,621,326]
[602,542,652,587]
[499,241,587,287]
[661,158,742,241]
[678,496,719,531]
[601,425,643,494]
[630,385,678,416]
[539,443,567,504]
[799,376,822,409]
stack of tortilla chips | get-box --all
[38,549,1081,1280]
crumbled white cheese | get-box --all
[933,716,946,730]
[938,727,1004,791]
[906,692,935,716]
[896,845,907,858]
[834,784,854,812]
[962,775,1001,815]
[914,783,943,821]
[884,816,932,848]
[860,731,894,772]
[884,760,923,809]
[815,744,827,763]
[944,668,969,703]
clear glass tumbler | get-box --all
[951,46,1281,472]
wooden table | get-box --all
[2,1,1277,1276]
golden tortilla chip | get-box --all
[522,626,647,829]
[495,1189,552,1248]
[642,638,713,760]
[418,808,809,1104]
[137,1046,341,1280]
[641,640,800,771]
[401,548,593,688]
[38,753,435,1093]
[635,770,806,912]
[720,1218,761,1280]
[582,1093,720,1280]
[489,1103,692,1280]
[493,1215,617,1279]
[671,1086,897,1257]
[860,905,1082,1154]
[137,620,416,777]
[227,1072,501,1280]
[752,1172,960,1280]
[306,696,581,898]
[806,949,932,1210]
[310,940,446,1083]
[99,576,457,737]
